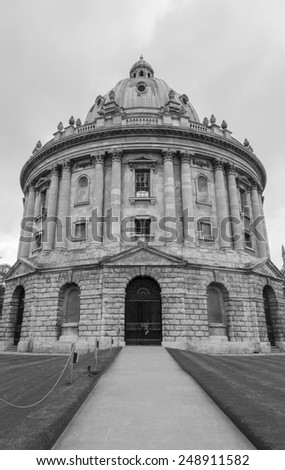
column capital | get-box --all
[110,149,123,163]
[92,152,105,165]
[180,152,192,165]
[50,164,60,176]
[62,160,72,172]
[24,180,35,194]
[213,159,225,172]
[250,179,262,193]
[162,148,176,163]
[225,162,237,176]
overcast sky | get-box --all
[0,0,284,268]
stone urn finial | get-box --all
[109,90,115,101]
[36,140,42,149]
[221,120,227,129]
[69,116,75,126]
[203,117,209,126]
[57,121,64,131]
[76,118,82,127]
[210,114,216,124]
[244,138,250,147]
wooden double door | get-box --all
[125,277,162,345]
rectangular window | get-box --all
[135,170,150,197]
[135,218,151,241]
[198,218,213,241]
[34,231,43,249]
[75,222,87,240]
[240,189,250,218]
[244,231,253,249]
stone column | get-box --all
[259,192,271,259]
[180,152,195,244]
[109,150,122,244]
[214,160,231,249]
[251,183,267,258]
[92,153,105,244]
[34,190,41,219]
[226,165,244,250]
[43,166,60,251]
[162,149,177,243]
[56,161,71,250]
[18,184,35,258]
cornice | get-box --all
[20,125,267,190]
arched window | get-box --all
[196,175,210,203]
[76,175,90,204]
[63,285,80,323]
[207,285,224,324]
[263,286,277,346]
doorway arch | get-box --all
[13,286,25,346]
[263,285,277,346]
[125,277,162,345]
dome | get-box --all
[85,57,200,124]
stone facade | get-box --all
[1,57,285,353]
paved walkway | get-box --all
[53,347,255,450]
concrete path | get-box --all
[53,347,255,450]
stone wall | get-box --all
[1,258,284,354]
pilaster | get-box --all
[18,183,36,258]
[251,183,267,258]
[56,161,71,250]
[162,149,177,243]
[109,149,122,245]
[180,152,195,245]
[43,165,60,251]
[92,153,105,244]
[213,160,231,249]
[226,164,244,251]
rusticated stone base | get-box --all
[1,246,284,355]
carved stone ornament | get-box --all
[110,149,123,162]
[69,116,75,126]
[192,158,209,169]
[221,120,228,130]
[76,118,82,127]
[51,164,59,176]
[109,90,115,101]
[180,152,191,165]
[210,114,216,124]
[168,89,175,100]
[57,121,64,131]
[213,159,225,171]
[225,162,235,175]
[162,149,175,162]
[36,140,42,149]
[244,138,250,147]
[62,160,71,171]
[203,117,209,126]
[94,153,105,165]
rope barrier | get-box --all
[0,350,73,409]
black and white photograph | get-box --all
[0,0,284,463]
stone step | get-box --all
[5,344,18,352]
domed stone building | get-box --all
[1,57,285,353]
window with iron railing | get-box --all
[134,218,151,241]
[135,170,150,198]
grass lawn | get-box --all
[0,348,121,450]
[167,349,285,450]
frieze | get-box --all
[20,126,266,190]
[192,158,210,169]
[73,158,93,171]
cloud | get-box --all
[0,0,284,268]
